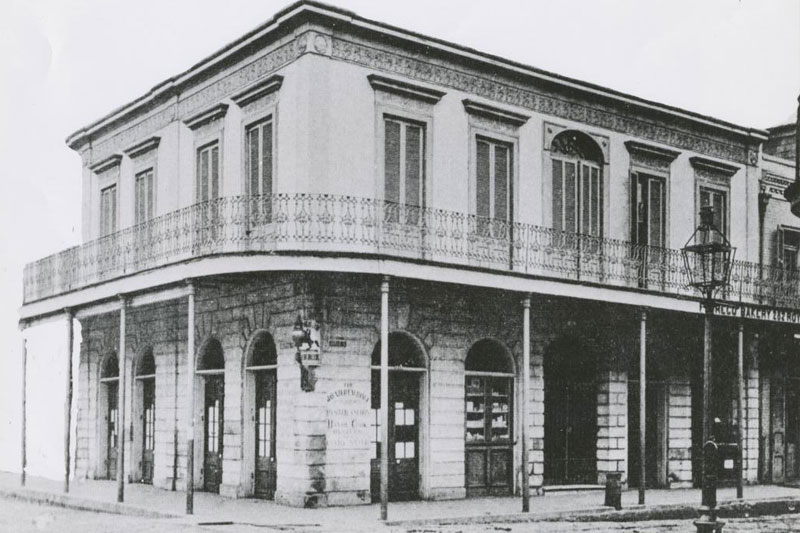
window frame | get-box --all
[696,183,729,238]
[243,114,276,199]
[778,225,800,272]
[375,107,432,210]
[99,183,118,237]
[195,139,222,204]
[630,169,668,249]
[469,126,519,225]
[134,167,156,226]
[381,114,427,210]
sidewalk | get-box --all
[2,471,800,530]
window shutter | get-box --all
[476,140,491,219]
[777,227,785,269]
[592,166,601,237]
[404,124,421,207]
[147,171,154,221]
[198,149,208,202]
[552,159,563,232]
[211,146,219,200]
[247,128,259,196]
[384,119,401,204]
[262,122,273,197]
[630,172,639,243]
[564,161,577,233]
[494,145,508,222]
[649,179,663,248]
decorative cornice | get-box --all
[689,156,740,177]
[231,74,284,107]
[624,140,680,162]
[331,36,750,164]
[367,74,445,105]
[462,99,530,127]
[762,171,792,196]
[90,154,122,173]
[124,136,161,158]
[184,103,229,130]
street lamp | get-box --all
[681,205,735,533]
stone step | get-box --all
[542,484,605,494]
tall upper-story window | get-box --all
[134,169,155,225]
[475,137,512,223]
[550,130,604,237]
[690,156,738,239]
[196,142,220,203]
[384,116,424,211]
[245,118,273,198]
[368,74,445,225]
[100,185,118,236]
[778,226,800,273]
[624,141,679,250]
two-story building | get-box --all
[19,1,799,508]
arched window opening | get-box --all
[246,331,277,368]
[465,339,514,374]
[197,338,225,372]
[101,353,119,380]
[551,130,604,237]
[136,347,155,377]
[371,332,426,368]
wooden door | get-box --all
[389,372,419,501]
[370,371,421,502]
[786,379,800,482]
[465,375,513,496]
[545,380,597,484]
[204,375,224,493]
[141,378,155,484]
[106,381,119,480]
[254,371,277,499]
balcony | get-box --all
[21,194,800,309]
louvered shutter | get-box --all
[553,160,563,231]
[405,124,421,207]
[384,119,401,204]
[247,127,259,196]
[262,121,273,198]
[494,144,508,222]
[777,227,785,269]
[649,178,663,248]
[211,145,219,200]
[476,140,491,219]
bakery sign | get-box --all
[708,301,800,324]
[326,382,370,450]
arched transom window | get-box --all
[551,130,604,237]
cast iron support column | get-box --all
[186,281,196,514]
[117,298,127,502]
[64,308,74,493]
[639,309,647,505]
[521,295,531,512]
[380,276,390,520]
[737,322,745,499]
[695,301,723,533]
[21,337,27,487]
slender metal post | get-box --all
[639,310,647,505]
[380,276,390,520]
[736,322,745,499]
[521,295,531,512]
[702,305,713,447]
[117,298,127,502]
[64,309,74,493]
[186,281,196,514]
[21,337,27,487]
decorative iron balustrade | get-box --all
[21,194,800,309]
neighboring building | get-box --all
[19,1,800,508]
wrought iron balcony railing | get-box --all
[21,194,800,308]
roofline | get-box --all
[66,0,769,150]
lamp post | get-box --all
[681,205,735,533]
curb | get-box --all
[387,497,800,527]
[0,487,180,520]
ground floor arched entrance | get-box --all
[370,332,426,502]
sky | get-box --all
[0,0,797,478]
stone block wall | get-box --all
[667,380,693,487]
[596,370,628,485]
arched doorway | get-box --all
[370,332,427,502]
[544,336,597,485]
[197,338,225,493]
[99,353,119,480]
[464,339,515,496]
[244,331,277,499]
[134,347,156,484]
